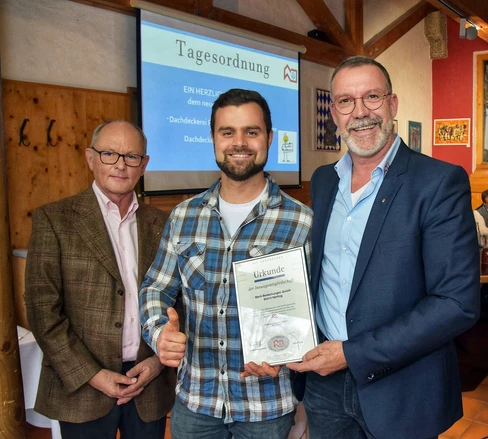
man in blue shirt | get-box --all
[140,89,312,439]
[288,57,480,439]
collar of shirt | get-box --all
[92,181,139,220]
[204,172,281,215]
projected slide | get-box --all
[139,12,300,193]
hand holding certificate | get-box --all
[233,247,317,366]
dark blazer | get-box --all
[25,187,176,423]
[309,142,480,439]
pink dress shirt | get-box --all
[92,182,140,362]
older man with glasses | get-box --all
[288,56,480,439]
[25,120,176,439]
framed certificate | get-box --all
[233,247,317,366]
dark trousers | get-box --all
[304,369,437,439]
[59,362,167,439]
[304,369,375,439]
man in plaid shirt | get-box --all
[140,88,312,439]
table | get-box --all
[18,326,61,439]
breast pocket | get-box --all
[249,243,293,258]
[175,242,206,291]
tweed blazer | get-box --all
[25,187,176,423]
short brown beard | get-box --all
[216,150,267,181]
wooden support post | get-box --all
[0,65,26,438]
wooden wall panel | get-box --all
[2,80,131,249]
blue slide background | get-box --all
[142,62,300,173]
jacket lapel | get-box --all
[311,168,340,301]
[136,203,163,285]
[349,142,410,301]
[73,188,122,284]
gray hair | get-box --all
[90,120,148,154]
[330,56,393,96]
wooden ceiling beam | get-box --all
[296,0,356,53]
[73,0,488,65]
[427,0,488,23]
[68,0,212,15]
[209,7,353,67]
[345,0,364,54]
[364,1,437,59]
[70,0,353,67]
[425,0,488,44]
[68,0,134,15]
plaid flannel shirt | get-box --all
[140,174,312,423]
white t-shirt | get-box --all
[219,183,268,237]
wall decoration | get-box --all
[408,121,422,152]
[433,118,470,145]
[316,88,340,150]
[393,119,398,134]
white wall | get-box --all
[0,0,432,180]
[0,0,136,92]
[369,0,433,159]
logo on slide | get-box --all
[284,65,298,83]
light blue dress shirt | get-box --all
[316,135,401,341]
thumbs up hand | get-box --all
[156,307,187,367]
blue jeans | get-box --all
[304,369,438,439]
[303,369,375,439]
[170,398,295,439]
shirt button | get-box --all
[221,369,225,375]
[342,279,347,285]
[220,340,224,346]
[118,290,124,296]
[220,309,224,315]
[131,317,135,322]
[115,322,122,328]
[347,216,352,221]
[223,278,227,284]
[227,246,231,251]
[342,247,347,252]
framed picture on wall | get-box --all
[315,88,340,151]
[408,121,421,152]
[433,118,470,145]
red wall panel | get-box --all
[432,18,488,174]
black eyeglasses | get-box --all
[332,92,392,115]
[91,147,146,167]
